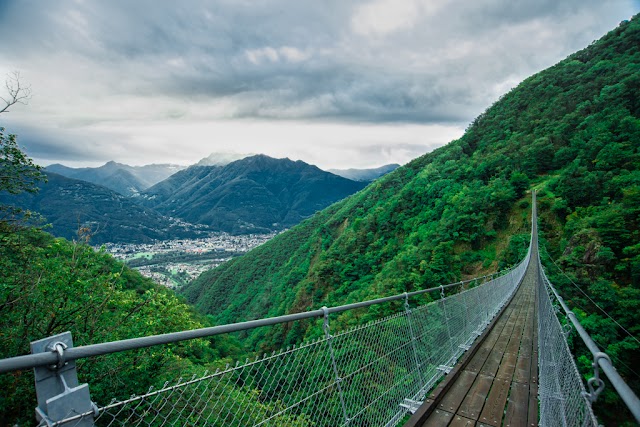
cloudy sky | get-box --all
[0,1,637,169]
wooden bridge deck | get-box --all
[405,260,539,427]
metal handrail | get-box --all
[0,268,514,374]
[539,261,640,423]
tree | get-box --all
[0,127,44,195]
[0,72,45,221]
[0,71,31,114]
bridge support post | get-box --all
[322,307,350,425]
[30,332,97,427]
[439,286,456,365]
[404,293,425,389]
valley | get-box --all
[102,232,278,288]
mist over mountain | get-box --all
[45,161,185,196]
[327,164,400,181]
[195,152,255,167]
[142,155,368,233]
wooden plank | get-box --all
[466,347,491,374]
[439,371,478,413]
[518,338,532,358]
[479,350,502,377]
[514,355,531,384]
[506,336,523,355]
[530,350,538,385]
[479,378,510,426]
[458,374,493,420]
[504,382,530,427]
[493,325,515,353]
[422,409,453,427]
[449,414,476,427]
[505,323,524,355]
[481,317,508,350]
[527,383,538,427]
[496,352,517,381]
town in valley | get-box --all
[101,232,278,288]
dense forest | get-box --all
[183,15,640,421]
[0,14,638,426]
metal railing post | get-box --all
[322,307,350,425]
[439,285,456,369]
[30,331,97,427]
[404,293,425,387]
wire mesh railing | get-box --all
[536,263,599,427]
[25,253,529,427]
[92,262,528,427]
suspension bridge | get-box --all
[0,192,638,426]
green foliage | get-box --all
[0,127,45,223]
[0,224,210,424]
[0,223,314,425]
[0,127,44,195]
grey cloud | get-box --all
[2,0,634,125]
[1,119,116,163]
[0,0,636,166]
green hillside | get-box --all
[0,224,197,423]
[182,16,640,416]
[141,155,368,233]
[0,172,207,244]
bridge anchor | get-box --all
[31,332,97,427]
[400,398,424,414]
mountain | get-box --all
[141,155,368,233]
[195,152,255,166]
[0,172,205,244]
[181,16,640,408]
[327,163,400,181]
[45,161,185,196]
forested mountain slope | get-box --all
[0,224,212,424]
[183,14,640,382]
[141,155,367,233]
[0,172,204,244]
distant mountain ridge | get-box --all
[7,155,369,243]
[142,155,368,233]
[328,164,400,181]
[45,161,185,197]
[0,172,204,244]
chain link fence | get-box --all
[537,264,598,427]
[58,255,529,427]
